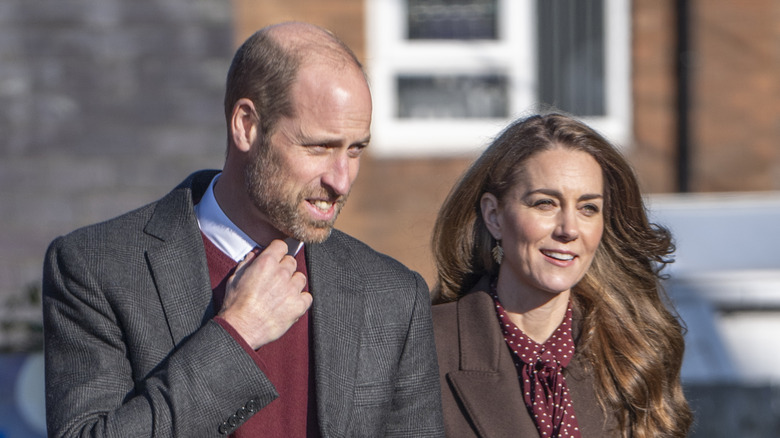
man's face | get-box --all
[244,61,372,243]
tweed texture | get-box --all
[43,170,444,437]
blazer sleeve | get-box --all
[42,236,278,438]
[384,271,446,437]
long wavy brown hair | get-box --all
[432,114,693,437]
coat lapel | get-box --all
[144,171,218,346]
[447,286,538,437]
[450,283,615,438]
[306,235,365,436]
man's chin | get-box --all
[288,223,334,244]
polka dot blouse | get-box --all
[489,288,582,438]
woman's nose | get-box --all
[554,209,579,242]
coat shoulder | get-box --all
[325,229,419,278]
[431,301,458,331]
[49,170,217,253]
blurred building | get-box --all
[0,0,778,436]
[648,192,780,437]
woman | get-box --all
[431,114,692,438]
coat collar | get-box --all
[143,172,368,435]
[447,277,538,436]
[449,277,617,438]
[144,170,220,345]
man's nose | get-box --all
[322,154,353,196]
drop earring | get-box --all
[492,240,503,265]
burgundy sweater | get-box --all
[203,234,320,437]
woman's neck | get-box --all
[495,278,570,344]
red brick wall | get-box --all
[229,0,780,285]
[690,0,780,191]
[631,0,780,193]
[232,0,366,61]
[630,0,679,193]
[337,156,473,284]
[231,0,470,284]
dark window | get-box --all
[397,74,509,118]
[407,0,498,40]
[537,0,605,116]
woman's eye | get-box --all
[532,199,555,209]
[581,204,601,215]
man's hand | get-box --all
[218,239,312,349]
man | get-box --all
[43,22,444,437]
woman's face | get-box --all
[482,147,605,300]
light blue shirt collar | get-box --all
[194,173,303,262]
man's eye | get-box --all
[305,144,327,152]
[348,144,368,157]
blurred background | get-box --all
[1,0,778,436]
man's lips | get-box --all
[305,197,342,221]
[309,199,334,212]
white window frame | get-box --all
[365,0,632,157]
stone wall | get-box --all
[0,0,234,346]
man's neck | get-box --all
[212,168,285,247]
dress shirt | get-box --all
[194,173,303,259]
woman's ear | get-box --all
[230,98,259,153]
[480,192,502,240]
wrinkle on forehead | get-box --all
[273,59,371,146]
[518,149,604,198]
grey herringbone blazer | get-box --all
[43,170,444,437]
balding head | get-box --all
[223,22,365,149]
[265,22,363,69]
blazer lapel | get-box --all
[144,171,217,345]
[306,237,365,437]
[446,287,538,437]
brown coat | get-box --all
[432,277,620,438]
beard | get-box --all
[244,140,348,244]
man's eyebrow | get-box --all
[301,135,371,147]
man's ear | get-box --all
[230,98,259,153]
[480,192,502,240]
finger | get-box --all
[230,250,259,282]
[280,254,298,273]
[261,239,291,261]
[297,291,313,315]
[290,271,307,291]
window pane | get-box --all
[537,0,605,116]
[407,0,498,40]
[397,75,509,118]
